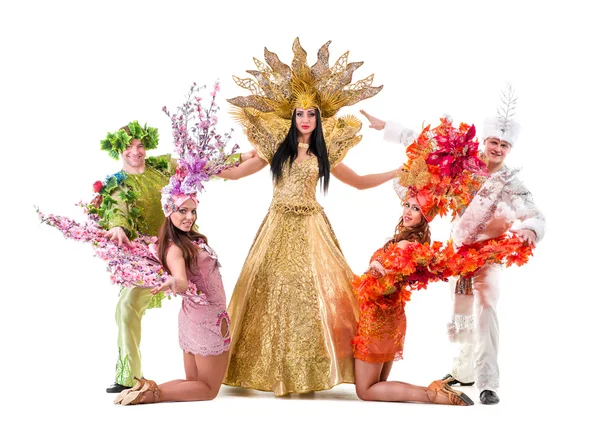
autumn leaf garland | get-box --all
[353,234,534,304]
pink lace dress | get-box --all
[179,243,230,356]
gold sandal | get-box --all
[426,380,474,406]
[120,379,160,406]
[113,377,145,405]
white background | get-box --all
[1,0,597,446]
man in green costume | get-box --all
[94,121,251,393]
[92,121,175,393]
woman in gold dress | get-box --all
[218,38,395,395]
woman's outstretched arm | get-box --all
[331,162,396,190]
[218,156,268,180]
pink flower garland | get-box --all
[36,206,206,303]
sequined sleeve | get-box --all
[324,115,363,168]
[256,143,276,164]
[234,112,289,164]
[249,126,282,164]
[327,136,362,168]
[508,179,546,243]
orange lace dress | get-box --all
[352,244,411,364]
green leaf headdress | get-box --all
[100,120,160,160]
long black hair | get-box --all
[270,108,330,192]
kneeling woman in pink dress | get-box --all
[114,193,230,405]
[112,82,242,405]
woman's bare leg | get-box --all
[355,359,453,404]
[156,351,229,402]
[379,361,393,382]
[137,351,229,403]
[152,352,197,391]
[138,320,231,403]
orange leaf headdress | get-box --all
[395,117,488,221]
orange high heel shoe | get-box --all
[120,379,160,406]
[426,380,474,406]
[113,377,146,405]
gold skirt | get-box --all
[224,205,359,396]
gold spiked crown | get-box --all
[228,38,383,160]
[228,38,383,119]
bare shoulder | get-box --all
[165,244,184,259]
[395,240,410,249]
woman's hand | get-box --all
[368,261,386,278]
[150,277,178,295]
[241,148,257,162]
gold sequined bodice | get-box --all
[270,157,322,215]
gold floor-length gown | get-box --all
[224,141,359,396]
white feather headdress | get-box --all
[482,84,521,146]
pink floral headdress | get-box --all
[161,81,240,216]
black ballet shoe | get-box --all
[441,374,475,387]
[106,382,130,393]
[479,390,500,405]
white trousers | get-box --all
[449,264,501,392]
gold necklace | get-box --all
[297,142,309,149]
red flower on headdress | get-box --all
[396,117,488,222]
[93,181,103,193]
[426,124,487,178]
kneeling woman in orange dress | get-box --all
[352,117,489,406]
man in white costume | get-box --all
[360,98,545,404]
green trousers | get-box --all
[114,287,155,387]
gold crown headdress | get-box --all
[228,38,382,157]
[228,38,383,119]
